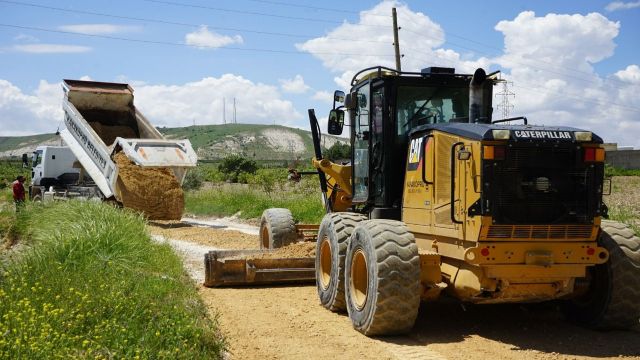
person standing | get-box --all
[12,175,26,212]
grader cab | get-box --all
[206,65,640,336]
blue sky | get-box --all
[1,0,639,146]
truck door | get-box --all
[352,84,370,203]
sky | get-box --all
[0,0,639,146]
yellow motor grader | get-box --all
[205,66,640,336]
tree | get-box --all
[218,155,258,183]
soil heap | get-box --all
[113,152,184,220]
[249,242,316,259]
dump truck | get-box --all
[29,79,197,219]
[206,65,640,336]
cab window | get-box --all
[396,86,469,136]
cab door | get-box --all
[352,84,370,203]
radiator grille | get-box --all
[485,225,595,241]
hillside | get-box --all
[0,124,346,160]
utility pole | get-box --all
[496,80,515,120]
[223,97,226,124]
[233,97,237,124]
[392,7,402,72]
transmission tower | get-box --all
[495,80,515,120]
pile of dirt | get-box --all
[250,241,316,259]
[113,152,184,220]
[147,222,258,250]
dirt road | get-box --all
[149,218,640,360]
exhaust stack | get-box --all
[469,68,487,123]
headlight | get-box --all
[492,129,511,140]
[574,131,592,141]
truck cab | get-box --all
[30,146,96,201]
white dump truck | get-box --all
[29,79,197,213]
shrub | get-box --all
[218,155,258,183]
[182,169,204,191]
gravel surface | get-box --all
[151,216,640,360]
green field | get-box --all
[0,202,225,359]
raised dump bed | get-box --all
[59,79,197,219]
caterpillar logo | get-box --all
[407,137,424,171]
[514,130,572,140]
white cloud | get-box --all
[490,11,640,147]
[12,44,92,54]
[0,79,62,136]
[134,75,301,127]
[185,26,243,49]
[279,75,310,94]
[0,75,302,136]
[614,65,640,84]
[13,34,38,42]
[297,0,487,89]
[58,24,141,35]
[300,2,640,147]
[605,1,640,11]
[312,90,333,104]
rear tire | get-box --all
[259,208,297,249]
[315,212,367,312]
[345,220,421,336]
[562,220,640,329]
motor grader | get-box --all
[205,65,640,336]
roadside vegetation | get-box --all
[185,172,324,223]
[0,201,225,359]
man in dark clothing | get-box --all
[12,175,26,212]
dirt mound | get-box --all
[113,152,184,220]
[147,222,257,250]
[250,241,316,259]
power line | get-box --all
[0,0,393,45]
[0,23,396,57]
[5,0,627,91]
[241,0,371,15]
[141,0,348,25]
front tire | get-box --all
[259,208,297,249]
[345,220,420,336]
[562,220,640,329]
[316,212,367,312]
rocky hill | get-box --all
[0,124,346,160]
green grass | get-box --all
[0,201,225,359]
[185,179,325,224]
[605,164,640,177]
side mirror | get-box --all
[328,109,345,135]
[333,90,345,110]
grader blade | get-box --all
[204,249,315,287]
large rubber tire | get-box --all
[562,220,640,329]
[259,208,297,249]
[344,220,421,336]
[315,212,367,312]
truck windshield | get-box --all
[396,86,469,136]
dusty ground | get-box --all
[150,217,640,360]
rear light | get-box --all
[583,147,604,162]
[483,145,506,160]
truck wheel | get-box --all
[562,220,640,329]
[344,220,421,336]
[259,208,297,249]
[316,212,367,312]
